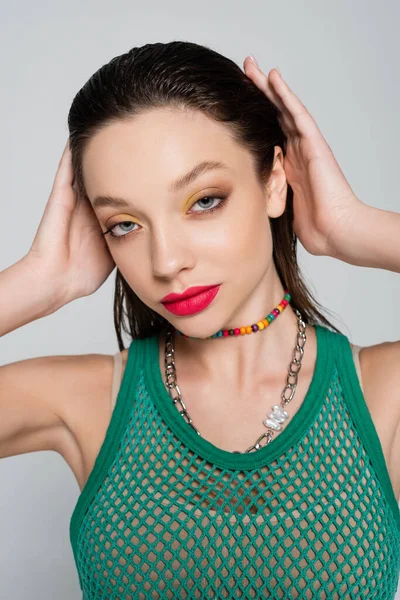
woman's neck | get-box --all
[167,305,311,395]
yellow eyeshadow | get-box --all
[108,214,139,225]
[183,199,194,212]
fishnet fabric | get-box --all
[72,365,400,599]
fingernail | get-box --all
[248,55,258,66]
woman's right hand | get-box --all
[24,139,116,307]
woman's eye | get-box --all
[106,221,139,238]
[189,195,226,213]
[104,194,228,241]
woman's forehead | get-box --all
[82,111,252,203]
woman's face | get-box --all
[83,107,287,338]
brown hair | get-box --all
[68,41,343,350]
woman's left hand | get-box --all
[243,56,363,257]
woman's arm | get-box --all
[0,256,63,338]
[1,139,115,339]
[243,58,400,275]
[327,201,400,273]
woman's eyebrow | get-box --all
[92,159,229,210]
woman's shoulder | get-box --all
[357,340,400,411]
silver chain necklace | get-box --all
[163,308,307,454]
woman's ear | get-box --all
[265,146,287,218]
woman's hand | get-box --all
[25,139,116,306]
[243,56,363,257]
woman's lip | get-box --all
[161,284,220,303]
[161,285,221,316]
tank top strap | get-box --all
[350,343,364,393]
[111,351,123,413]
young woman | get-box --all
[1,41,399,599]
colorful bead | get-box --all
[175,289,292,339]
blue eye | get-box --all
[107,221,138,238]
[102,194,229,242]
[189,195,225,213]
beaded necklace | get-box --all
[175,290,292,338]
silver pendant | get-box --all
[263,405,289,431]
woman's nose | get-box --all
[150,227,195,279]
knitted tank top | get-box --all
[69,324,400,599]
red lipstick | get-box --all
[161,285,221,316]
[161,285,219,303]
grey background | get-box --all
[0,0,399,597]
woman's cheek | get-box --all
[115,259,146,293]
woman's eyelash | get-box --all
[102,194,229,241]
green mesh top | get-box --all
[69,324,400,599]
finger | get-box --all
[50,138,75,196]
[244,58,286,113]
[267,69,319,136]
[243,59,295,132]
